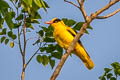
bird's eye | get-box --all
[53,19,61,23]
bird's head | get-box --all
[45,18,65,28]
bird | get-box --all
[45,18,94,70]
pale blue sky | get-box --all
[0,0,120,80]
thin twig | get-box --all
[23,16,26,57]
[18,28,23,56]
[50,52,70,80]
[91,0,120,20]
[96,8,120,19]
[25,47,41,68]
[77,0,88,22]
[64,0,80,8]
[26,37,38,42]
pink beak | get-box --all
[45,21,53,24]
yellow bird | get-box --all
[45,18,94,70]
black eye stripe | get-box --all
[53,19,61,23]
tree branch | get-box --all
[18,28,23,56]
[90,0,120,20]
[25,47,40,68]
[23,16,27,57]
[77,0,88,22]
[64,0,80,8]
[50,0,120,80]
[96,8,120,19]
[21,15,26,80]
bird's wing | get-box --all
[66,26,90,57]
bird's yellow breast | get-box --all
[53,25,74,50]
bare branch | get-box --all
[18,28,23,56]
[81,0,85,3]
[50,52,70,80]
[64,0,80,8]
[77,0,88,22]
[96,8,120,19]
[23,16,27,56]
[25,47,40,68]
[91,0,120,20]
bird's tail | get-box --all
[74,43,94,70]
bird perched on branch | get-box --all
[45,18,94,70]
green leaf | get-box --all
[44,37,55,42]
[114,69,118,77]
[111,62,120,68]
[67,19,76,27]
[106,73,113,79]
[0,0,9,10]
[62,18,76,27]
[104,68,112,73]
[23,0,32,7]
[85,30,89,34]
[40,47,46,52]
[30,12,41,19]
[111,62,120,77]
[46,44,56,53]
[110,77,116,80]
[5,38,9,45]
[36,55,43,63]
[62,18,68,23]
[9,11,15,18]
[87,25,93,30]
[38,30,44,37]
[42,55,49,66]
[0,18,4,29]
[45,31,53,37]
[48,26,53,31]
[56,44,63,53]
[8,31,13,37]
[49,59,55,69]
[0,32,3,35]
[33,0,42,8]
[41,26,48,32]
[4,12,14,30]
[99,76,106,80]
[31,19,40,24]
[45,26,53,37]
[16,14,23,20]
[1,36,6,43]
[2,28,7,34]
[118,69,120,75]
[51,52,62,59]
[40,0,47,11]
[73,22,83,30]
[73,22,93,31]
[44,1,49,8]
[26,22,34,30]
[12,34,17,40]
[13,22,22,29]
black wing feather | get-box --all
[67,29,90,57]
[67,30,82,44]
